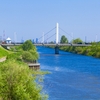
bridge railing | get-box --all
[1,43,91,47]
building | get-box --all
[36,38,38,43]
[6,37,11,44]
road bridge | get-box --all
[1,43,91,54]
[1,43,91,47]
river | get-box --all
[37,46,100,100]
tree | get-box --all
[60,35,68,43]
[21,40,39,62]
[22,40,36,51]
[72,38,83,44]
[0,60,48,100]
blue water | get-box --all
[37,46,100,100]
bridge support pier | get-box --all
[55,46,59,54]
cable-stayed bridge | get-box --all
[1,23,91,54]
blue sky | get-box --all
[0,0,100,42]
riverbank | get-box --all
[0,41,48,100]
[59,42,100,58]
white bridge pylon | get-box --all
[56,23,59,44]
[42,23,59,44]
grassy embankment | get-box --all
[0,46,10,58]
[0,44,48,100]
[59,42,100,58]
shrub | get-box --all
[7,52,22,61]
[22,51,38,63]
[0,60,48,100]
[22,51,34,63]
[75,47,83,54]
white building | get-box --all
[6,37,11,44]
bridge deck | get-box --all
[1,43,91,47]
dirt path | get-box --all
[0,57,6,62]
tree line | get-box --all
[60,35,83,44]
[60,35,100,58]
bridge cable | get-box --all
[59,27,72,37]
[44,33,56,42]
[38,27,56,40]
